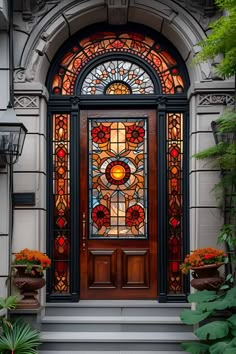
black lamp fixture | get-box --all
[0,102,28,164]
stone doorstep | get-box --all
[41,331,197,342]
[39,351,188,354]
[45,301,191,308]
[41,315,183,324]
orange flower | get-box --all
[180,247,226,275]
[14,248,51,275]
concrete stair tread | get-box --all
[40,351,188,354]
[46,301,190,308]
[41,331,196,342]
[42,315,183,324]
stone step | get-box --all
[40,331,196,352]
[45,301,190,317]
[40,351,188,354]
[41,315,191,332]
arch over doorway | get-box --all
[46,24,189,302]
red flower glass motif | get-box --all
[91,125,110,144]
[92,204,110,230]
[126,204,145,227]
[126,125,145,143]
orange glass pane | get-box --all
[106,82,131,95]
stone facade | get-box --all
[0,0,234,302]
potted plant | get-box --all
[12,248,51,309]
[180,247,226,290]
[0,318,41,354]
[0,296,41,353]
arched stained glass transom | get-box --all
[81,60,154,95]
[52,31,185,95]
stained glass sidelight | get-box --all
[52,113,71,293]
[166,113,183,294]
[89,118,148,238]
[52,32,185,95]
[81,61,154,95]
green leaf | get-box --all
[227,314,236,327]
[182,342,209,354]
[0,319,41,354]
[231,327,236,336]
[210,341,233,354]
[225,274,234,282]
[225,350,236,354]
[220,285,230,290]
[188,290,218,303]
[195,321,229,340]
[225,286,236,299]
[197,298,233,312]
[0,296,18,310]
[180,309,212,325]
[229,337,236,347]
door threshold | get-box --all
[46,300,190,307]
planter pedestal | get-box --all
[190,263,224,291]
[13,266,45,309]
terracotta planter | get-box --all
[190,263,224,291]
[13,265,46,309]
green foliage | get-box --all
[182,342,209,354]
[195,321,229,340]
[187,290,218,303]
[181,309,213,325]
[194,0,236,77]
[181,288,236,354]
[0,296,18,333]
[0,319,41,354]
[210,340,236,354]
[0,296,18,311]
[218,224,236,250]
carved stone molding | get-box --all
[198,94,235,106]
[14,96,39,109]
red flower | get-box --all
[204,254,216,259]
[126,125,145,143]
[126,204,145,227]
[92,204,110,229]
[91,125,110,144]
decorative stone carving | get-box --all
[21,0,60,32]
[25,50,41,81]
[14,96,39,109]
[14,69,26,83]
[198,94,235,106]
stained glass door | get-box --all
[79,109,157,299]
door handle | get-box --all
[82,212,86,251]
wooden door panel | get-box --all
[80,109,157,300]
[122,250,149,288]
[88,249,117,288]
